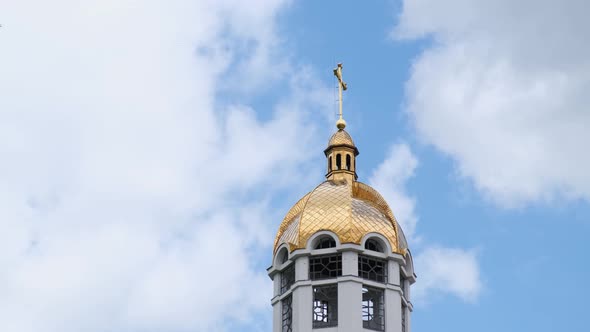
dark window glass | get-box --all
[362,286,385,331]
[309,254,342,280]
[278,248,289,264]
[336,154,342,169]
[313,284,338,328]
[314,236,336,249]
[358,255,388,283]
[346,154,351,170]
[329,156,332,171]
[365,239,384,252]
[282,295,293,332]
[280,264,295,295]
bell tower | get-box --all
[268,64,416,332]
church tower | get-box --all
[268,64,416,332]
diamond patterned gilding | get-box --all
[273,180,409,254]
[298,180,352,251]
[273,192,312,251]
[327,129,355,148]
[353,182,408,255]
[278,215,300,252]
[350,198,398,250]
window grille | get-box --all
[358,255,388,283]
[280,264,295,294]
[309,254,342,280]
[362,286,385,331]
[365,239,384,252]
[282,295,293,332]
[313,284,338,328]
[315,236,336,249]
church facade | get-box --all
[267,64,415,332]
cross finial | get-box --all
[333,63,347,130]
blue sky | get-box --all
[1,1,589,331]
[278,2,590,331]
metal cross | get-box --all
[333,63,347,122]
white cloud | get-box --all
[369,143,482,303]
[394,0,590,206]
[369,143,419,240]
[413,247,482,303]
[0,1,329,331]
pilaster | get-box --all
[295,255,309,281]
[273,300,282,332]
[389,260,400,287]
[342,251,358,276]
[384,288,402,332]
[338,280,362,332]
[293,284,312,332]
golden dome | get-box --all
[273,180,408,254]
[327,129,355,148]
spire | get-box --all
[333,63,347,130]
[326,63,358,182]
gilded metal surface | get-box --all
[279,215,300,252]
[273,180,408,254]
[298,180,352,249]
[273,192,311,251]
[274,103,409,255]
[352,182,408,252]
[327,129,355,148]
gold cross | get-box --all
[333,63,348,129]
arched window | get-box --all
[315,236,336,249]
[403,251,415,277]
[329,156,332,171]
[365,239,384,253]
[277,247,289,265]
[336,154,342,170]
[346,154,351,170]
